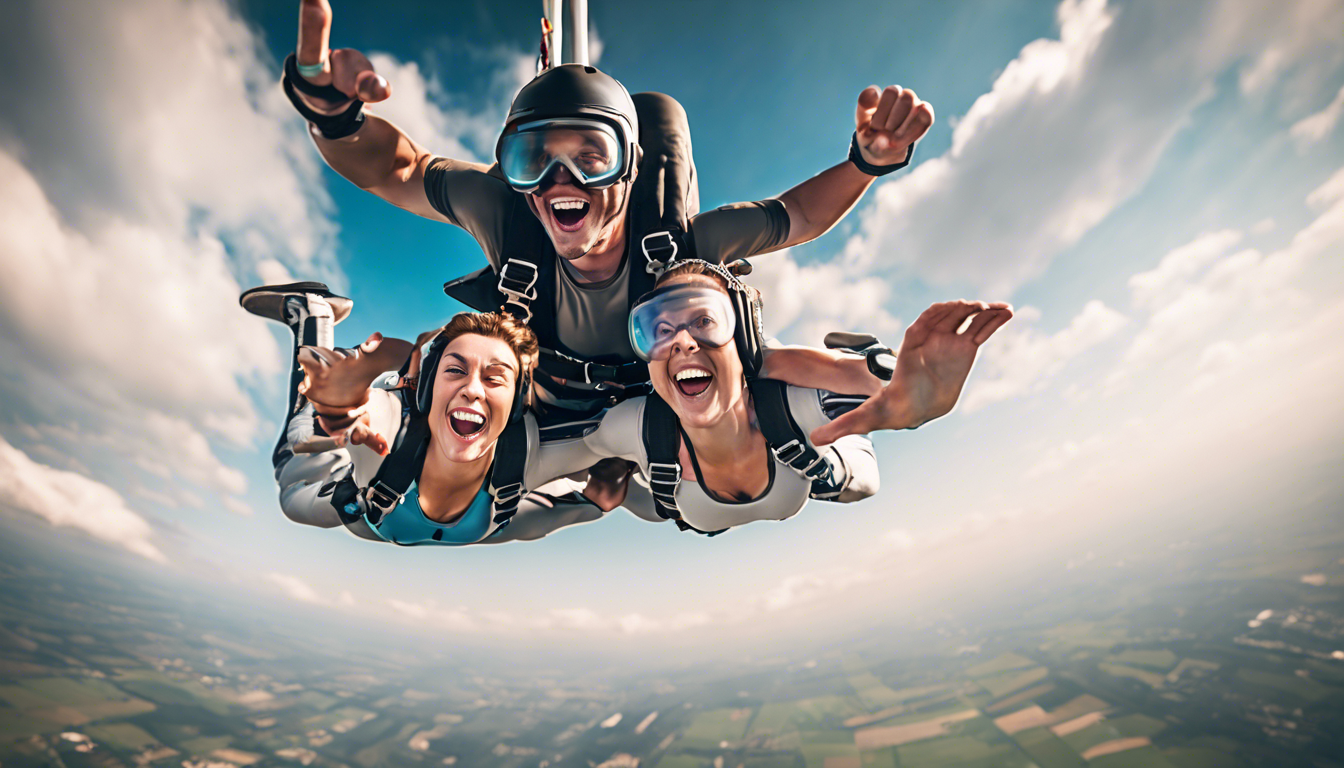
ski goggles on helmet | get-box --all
[498,119,627,193]
[629,285,738,362]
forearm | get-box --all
[308,116,446,218]
[773,161,874,248]
[759,346,883,397]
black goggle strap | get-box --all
[497,258,540,323]
[489,420,530,528]
[749,379,833,484]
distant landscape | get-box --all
[2,501,1342,768]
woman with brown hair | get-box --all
[242,283,608,545]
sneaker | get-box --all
[239,282,353,326]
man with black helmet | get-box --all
[284,0,932,421]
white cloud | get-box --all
[266,573,325,605]
[749,251,903,346]
[1290,85,1344,147]
[962,300,1127,412]
[223,498,255,517]
[0,435,165,563]
[840,0,1344,294]
[1127,229,1244,310]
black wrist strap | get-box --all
[281,54,366,140]
[848,132,913,176]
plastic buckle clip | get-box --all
[648,462,682,485]
[773,439,807,466]
[642,231,678,275]
[497,260,539,322]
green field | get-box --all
[1089,744,1180,768]
[1011,726,1086,768]
[1107,649,1178,671]
[1099,662,1167,688]
[84,722,161,751]
[974,667,1049,697]
[680,707,753,749]
[1235,668,1334,703]
[965,652,1038,678]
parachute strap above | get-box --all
[750,379,833,484]
[488,420,529,527]
[642,228,693,277]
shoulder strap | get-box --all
[329,391,429,531]
[749,380,834,488]
[629,92,700,292]
[640,394,683,521]
[487,420,529,530]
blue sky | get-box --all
[1,0,1342,655]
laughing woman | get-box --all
[581,260,1013,535]
[242,283,608,545]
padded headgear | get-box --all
[645,260,765,378]
[415,332,530,424]
[496,64,639,186]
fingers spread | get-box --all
[297,0,333,73]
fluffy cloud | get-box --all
[1291,85,1344,147]
[840,0,1344,294]
[962,300,1127,412]
[749,251,904,346]
[0,436,165,563]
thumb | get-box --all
[855,85,879,133]
[809,404,875,447]
[355,69,390,103]
[359,332,383,354]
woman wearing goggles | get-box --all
[577,261,1014,533]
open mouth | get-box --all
[674,367,714,398]
[550,198,590,232]
[448,408,487,439]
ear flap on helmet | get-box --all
[732,287,765,379]
[415,334,449,415]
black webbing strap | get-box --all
[328,392,428,537]
[639,395,729,537]
[538,348,649,386]
[749,379,833,486]
[488,420,529,528]
[641,394,683,521]
[281,54,366,139]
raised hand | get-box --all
[854,85,934,167]
[295,0,390,112]
[297,333,412,410]
[809,300,1012,446]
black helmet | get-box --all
[495,64,640,185]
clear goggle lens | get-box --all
[498,119,625,192]
[629,286,737,362]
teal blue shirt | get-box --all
[369,482,498,545]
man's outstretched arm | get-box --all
[288,0,485,220]
[770,85,933,250]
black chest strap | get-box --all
[640,394,727,537]
[488,420,528,526]
[748,379,846,500]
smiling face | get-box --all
[646,274,748,429]
[523,147,632,261]
[427,334,520,464]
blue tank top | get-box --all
[369,482,499,546]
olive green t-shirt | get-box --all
[424,157,789,361]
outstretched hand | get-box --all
[854,85,934,167]
[294,0,390,112]
[809,300,1012,446]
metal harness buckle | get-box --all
[497,260,539,322]
[493,482,524,503]
[642,231,678,275]
[364,481,402,525]
[773,439,807,466]
[648,462,682,485]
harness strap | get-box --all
[489,420,529,526]
[640,394,728,536]
[538,347,649,386]
[749,379,835,489]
